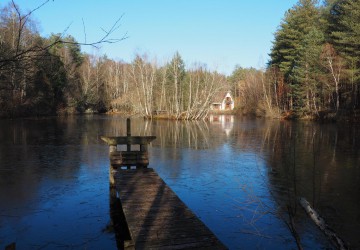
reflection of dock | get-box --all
[102,118,226,249]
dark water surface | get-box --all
[0,115,359,249]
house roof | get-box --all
[212,91,232,103]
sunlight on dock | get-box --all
[102,118,227,249]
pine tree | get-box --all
[330,0,360,108]
[291,27,325,116]
[166,52,186,116]
[270,0,320,78]
[269,0,322,112]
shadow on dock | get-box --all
[109,186,133,250]
[114,169,227,249]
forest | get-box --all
[1,0,360,120]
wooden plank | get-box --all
[110,151,150,167]
[101,136,156,146]
[111,159,149,164]
[115,168,227,250]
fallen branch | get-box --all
[299,197,348,250]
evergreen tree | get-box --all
[269,0,322,111]
[166,52,186,115]
[291,27,325,115]
[269,0,320,78]
[330,0,360,108]
[47,34,84,111]
[330,0,360,59]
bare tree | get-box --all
[0,0,126,116]
[321,43,344,112]
[185,66,225,120]
[0,0,126,70]
[129,54,156,116]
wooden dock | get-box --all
[102,118,226,249]
[114,168,227,250]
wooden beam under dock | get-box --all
[114,168,227,250]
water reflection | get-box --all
[148,119,211,149]
[0,116,116,249]
[149,116,359,249]
[0,115,359,249]
[209,114,234,136]
[263,121,360,249]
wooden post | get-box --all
[127,118,131,152]
[109,145,117,155]
[109,165,117,187]
[109,145,117,188]
[140,144,148,152]
[126,118,131,169]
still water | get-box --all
[0,115,359,249]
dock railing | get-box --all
[101,118,156,186]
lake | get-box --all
[0,115,359,249]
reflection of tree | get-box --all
[0,115,118,215]
[150,119,211,149]
[100,116,235,150]
[262,121,360,249]
[0,118,82,213]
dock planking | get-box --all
[114,168,227,250]
[103,118,226,249]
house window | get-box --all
[212,104,221,110]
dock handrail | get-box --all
[101,118,156,170]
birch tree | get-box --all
[129,54,156,116]
[321,43,345,112]
[185,66,225,119]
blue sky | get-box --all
[6,0,298,75]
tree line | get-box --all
[0,1,226,119]
[238,0,360,120]
[1,0,360,120]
